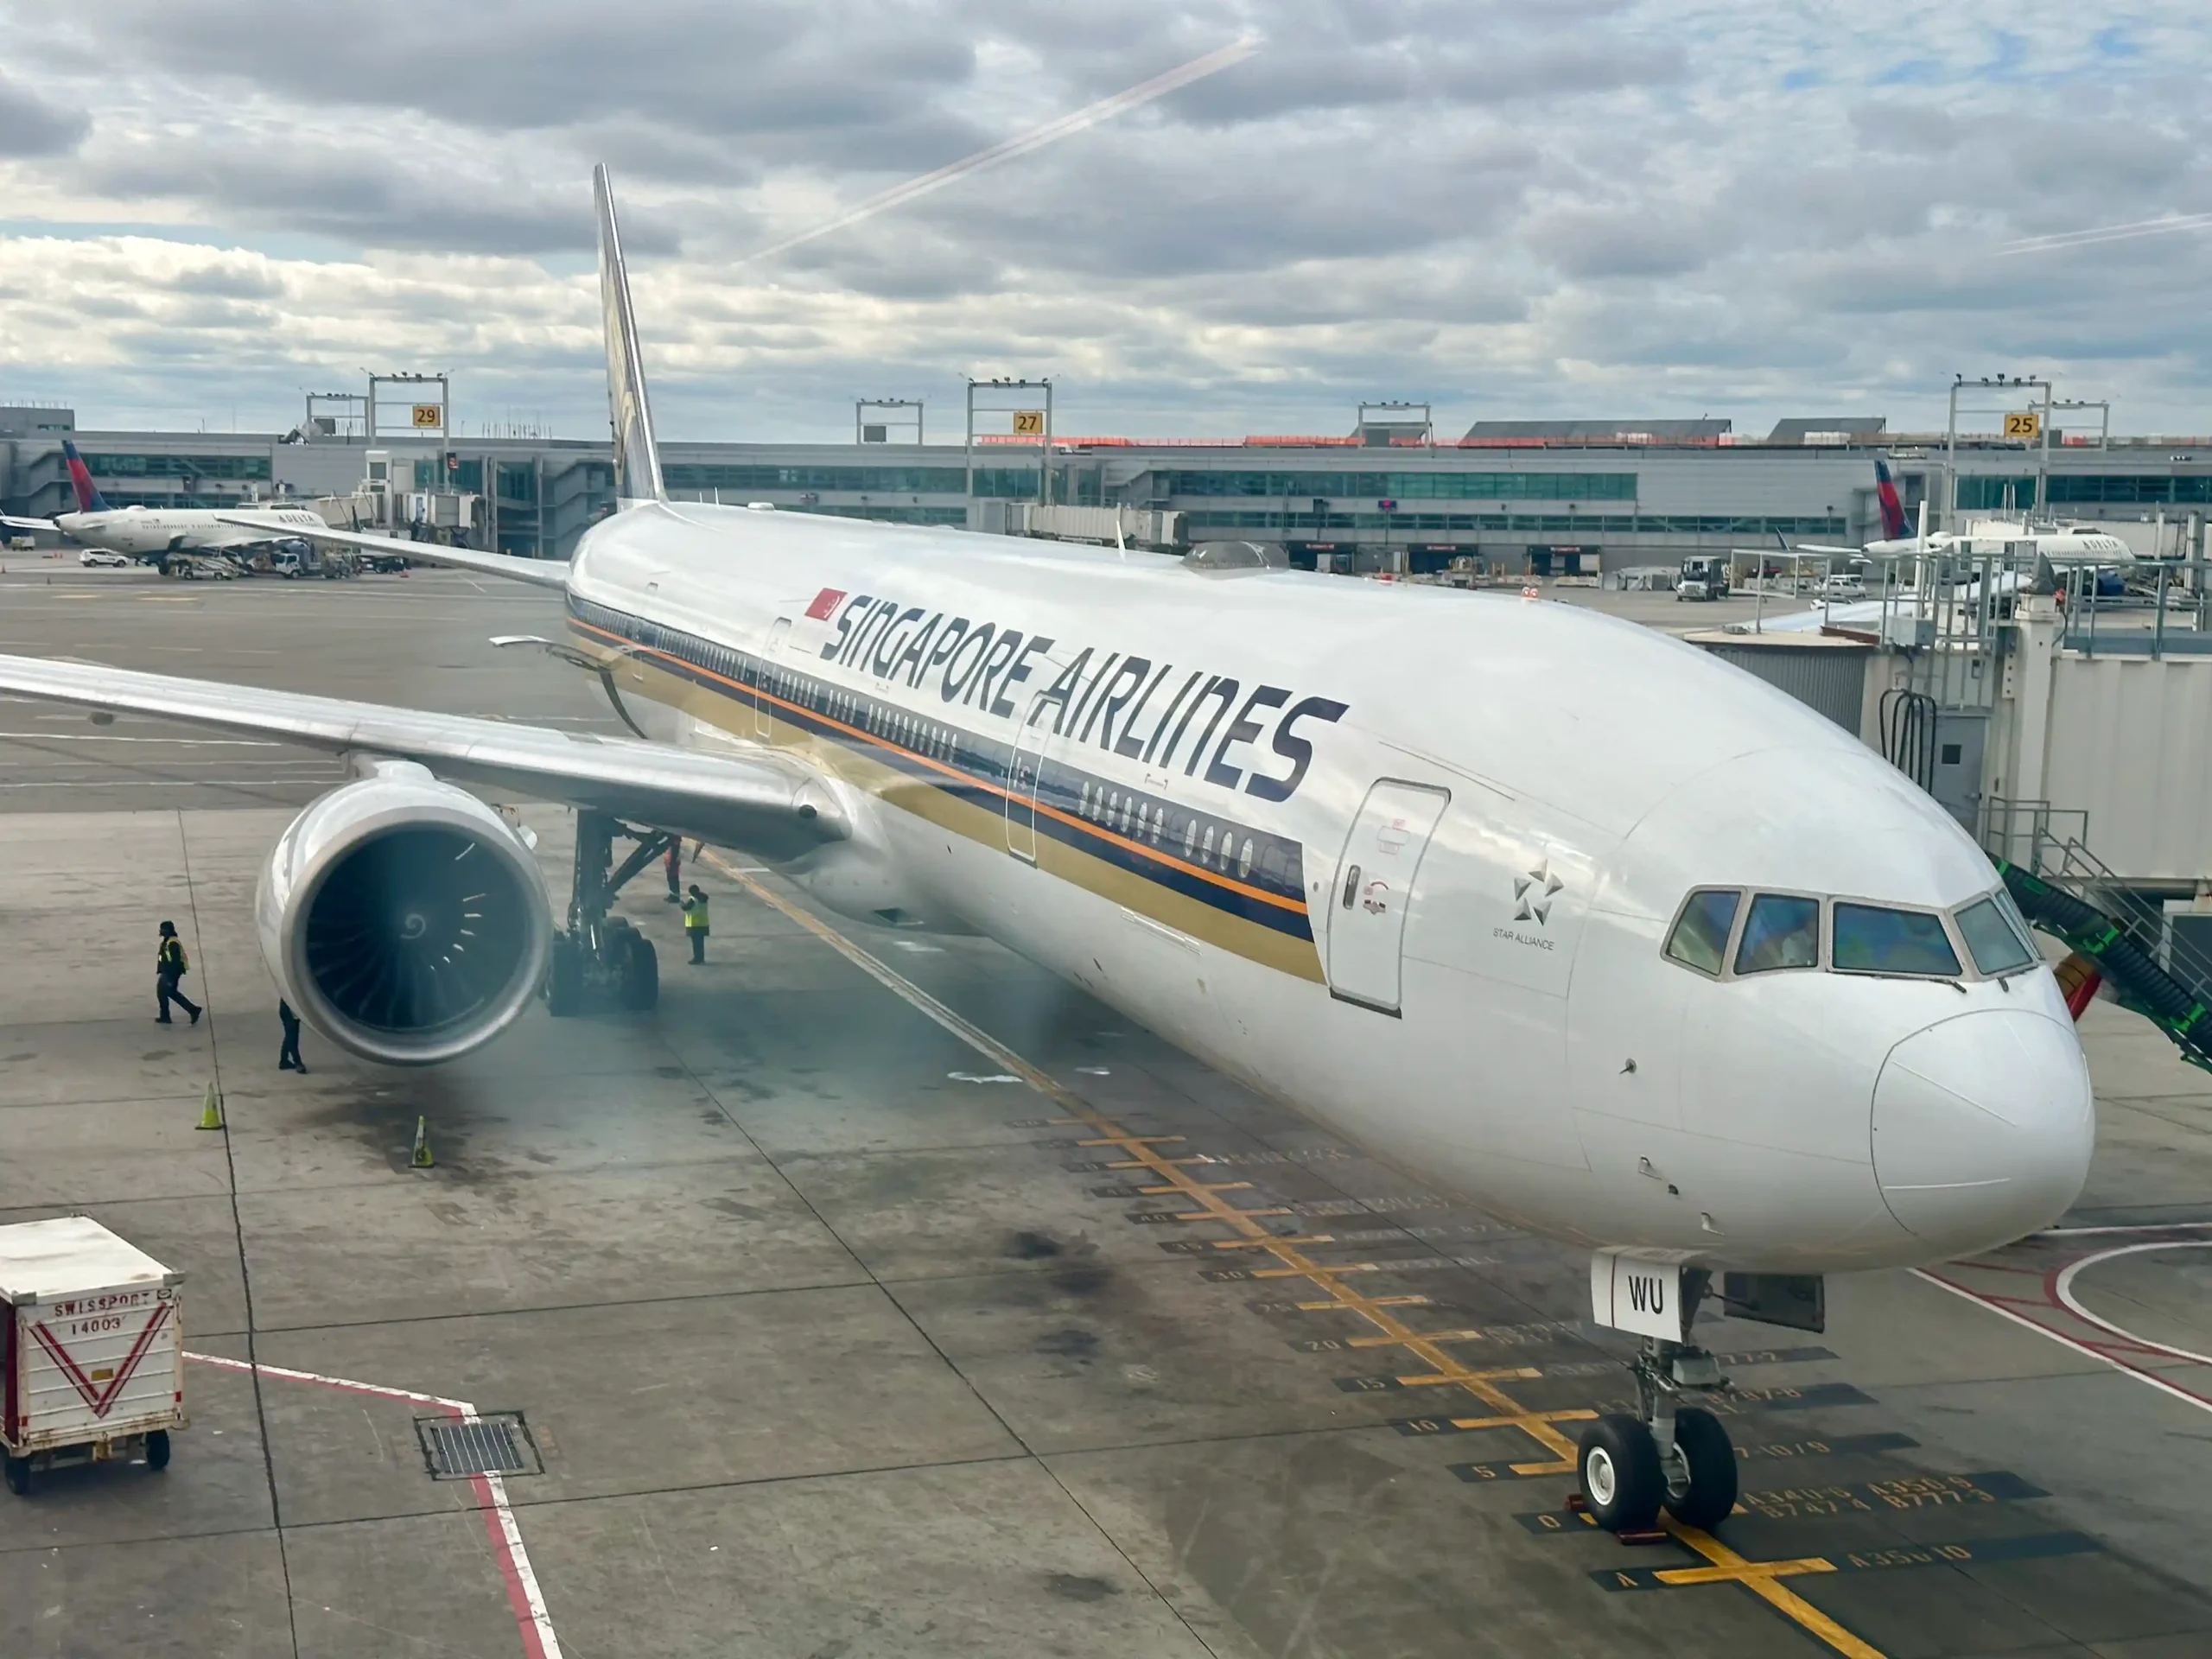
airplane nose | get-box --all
[1872,1008,2094,1255]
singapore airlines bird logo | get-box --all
[1514,861,1562,925]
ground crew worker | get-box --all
[682,883,710,964]
[277,999,306,1074]
[155,921,200,1026]
[664,840,682,904]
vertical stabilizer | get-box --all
[1873,457,1907,542]
[60,440,111,513]
[593,165,666,505]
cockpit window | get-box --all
[1735,893,1820,974]
[1956,894,2037,976]
[1664,889,1739,975]
[1833,902,1961,977]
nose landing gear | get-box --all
[1577,1269,1738,1534]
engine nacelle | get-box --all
[257,763,551,1065]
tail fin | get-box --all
[1873,457,1907,542]
[593,165,666,506]
[60,440,111,513]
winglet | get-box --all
[61,440,111,513]
[594,166,665,506]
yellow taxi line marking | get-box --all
[1447,1408,1598,1431]
[1297,1295,1429,1311]
[1078,1135,1184,1146]
[1345,1329,1490,1347]
[1182,1208,1293,1223]
[1394,1367,1543,1387]
[1208,1233,1332,1248]
[702,852,1880,1658]
[1143,1181,1251,1193]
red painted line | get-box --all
[185,1352,560,1656]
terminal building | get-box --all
[4,401,2209,569]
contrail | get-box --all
[736,35,1261,267]
[2002,211,2212,256]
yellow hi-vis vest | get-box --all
[682,894,709,931]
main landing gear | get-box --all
[1577,1268,1738,1534]
[545,810,666,1017]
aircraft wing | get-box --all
[0,652,846,858]
[214,516,569,589]
[1,513,51,531]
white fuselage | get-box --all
[56,505,324,556]
[563,501,2094,1274]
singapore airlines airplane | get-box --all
[0,168,2094,1536]
[0,439,326,567]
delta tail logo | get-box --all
[1874,457,1907,542]
[61,440,111,514]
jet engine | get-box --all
[256,762,550,1065]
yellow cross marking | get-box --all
[1649,1519,1886,1659]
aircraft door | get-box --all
[753,616,791,737]
[1005,693,1052,862]
[1326,780,1450,1014]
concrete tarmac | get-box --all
[3,568,2210,1657]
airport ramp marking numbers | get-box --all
[698,851,1916,1659]
[703,849,1592,1470]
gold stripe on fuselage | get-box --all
[567,620,1327,982]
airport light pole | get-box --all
[855,398,924,446]
[966,378,1053,522]
[1945,373,2052,530]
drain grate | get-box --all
[415,1412,543,1480]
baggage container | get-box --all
[0,1216,185,1495]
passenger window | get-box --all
[1834,903,1961,977]
[1735,893,1820,975]
[1663,889,1739,975]
[1956,895,2037,976]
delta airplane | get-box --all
[0,169,2094,1536]
[1795,461,2136,570]
[0,439,326,568]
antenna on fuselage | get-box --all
[593,165,667,507]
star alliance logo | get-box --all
[1514,861,1562,925]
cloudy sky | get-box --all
[2,3,2209,442]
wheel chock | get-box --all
[410,1116,434,1169]
[196,1082,225,1132]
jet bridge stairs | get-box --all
[1983,798,2212,1073]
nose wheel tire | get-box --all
[1577,1414,1662,1533]
[1662,1406,1737,1531]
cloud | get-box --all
[5,3,2212,440]
[0,71,89,158]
